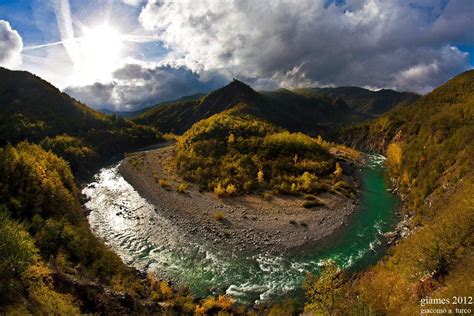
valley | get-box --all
[0,66,472,314]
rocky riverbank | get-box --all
[118,145,361,255]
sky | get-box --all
[0,0,473,111]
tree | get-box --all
[386,143,402,171]
[304,260,347,315]
[333,162,343,178]
[257,170,265,184]
[227,133,235,143]
[0,211,38,302]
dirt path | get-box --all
[119,145,360,255]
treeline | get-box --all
[175,110,357,198]
[0,113,164,177]
[0,142,253,314]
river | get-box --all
[83,154,399,305]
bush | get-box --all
[159,179,171,189]
[262,191,273,201]
[214,183,226,197]
[197,295,234,313]
[303,200,324,209]
[177,183,188,194]
[214,211,225,222]
[226,184,237,196]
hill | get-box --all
[134,81,418,137]
[339,69,474,206]
[0,67,163,174]
[295,86,419,116]
[133,80,365,136]
[99,93,206,118]
[175,109,359,196]
[320,70,474,314]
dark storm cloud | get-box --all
[64,64,223,111]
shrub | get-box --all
[159,179,170,189]
[262,192,273,200]
[198,295,234,313]
[333,181,348,190]
[300,172,318,192]
[303,200,324,209]
[177,183,188,194]
[214,183,226,197]
[226,184,237,196]
[214,211,225,222]
[333,162,343,178]
[159,281,173,299]
[387,143,402,167]
[257,170,265,184]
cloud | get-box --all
[0,20,23,68]
[121,0,144,7]
[139,0,473,93]
[64,63,223,111]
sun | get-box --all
[74,24,123,84]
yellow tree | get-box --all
[333,162,343,178]
[386,143,402,172]
[257,170,265,184]
[304,260,347,315]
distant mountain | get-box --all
[0,67,163,174]
[99,93,206,118]
[295,86,419,116]
[134,80,366,135]
[98,108,137,118]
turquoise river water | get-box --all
[83,154,399,305]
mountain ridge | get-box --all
[133,79,418,136]
[0,67,163,175]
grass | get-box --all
[128,152,145,171]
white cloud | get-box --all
[121,0,144,7]
[138,0,473,93]
[0,20,23,68]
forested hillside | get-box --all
[0,67,163,175]
[134,80,365,136]
[175,109,359,198]
[309,70,474,314]
[296,86,419,116]
[0,142,248,314]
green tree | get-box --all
[0,211,38,302]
